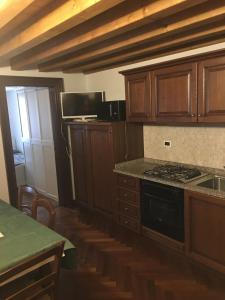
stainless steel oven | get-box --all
[140,179,184,242]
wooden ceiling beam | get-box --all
[10,0,207,70]
[63,22,225,73]
[0,0,37,30]
[38,0,225,72]
[80,36,225,74]
[0,0,56,66]
[0,0,125,61]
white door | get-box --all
[18,87,58,200]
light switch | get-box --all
[164,140,171,148]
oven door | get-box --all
[141,192,184,242]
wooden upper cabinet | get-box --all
[152,63,197,122]
[125,71,151,122]
[122,52,225,125]
[198,56,225,123]
[185,190,225,274]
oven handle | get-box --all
[142,192,175,204]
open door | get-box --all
[0,76,72,207]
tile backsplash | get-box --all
[144,126,225,170]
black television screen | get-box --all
[61,92,104,119]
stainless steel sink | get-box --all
[197,175,225,192]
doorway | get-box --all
[6,86,58,201]
[0,76,72,207]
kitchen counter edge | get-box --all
[114,158,225,200]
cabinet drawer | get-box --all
[112,212,120,224]
[119,202,139,219]
[117,187,139,206]
[117,174,139,191]
[112,199,120,212]
[120,215,139,232]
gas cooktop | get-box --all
[144,164,205,183]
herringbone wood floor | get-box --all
[54,207,225,300]
[23,198,225,300]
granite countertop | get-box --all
[114,158,225,199]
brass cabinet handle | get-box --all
[198,114,201,117]
[191,114,195,117]
[124,207,129,211]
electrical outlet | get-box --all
[164,140,171,148]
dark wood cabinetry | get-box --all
[70,125,89,206]
[70,121,143,215]
[122,52,225,125]
[185,190,225,274]
[86,124,115,213]
[114,173,140,233]
[198,56,225,123]
[152,63,197,123]
[125,72,151,122]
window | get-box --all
[18,93,30,140]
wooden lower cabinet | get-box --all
[70,125,89,205]
[185,190,225,274]
[70,121,143,215]
[115,173,140,233]
[86,124,115,213]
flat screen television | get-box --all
[61,91,105,120]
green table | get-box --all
[0,200,76,273]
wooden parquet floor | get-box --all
[51,207,225,300]
[54,207,135,300]
[21,197,225,300]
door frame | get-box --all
[0,75,73,207]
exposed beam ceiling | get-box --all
[0,0,36,29]
[40,3,225,72]
[0,0,55,59]
[0,0,125,60]
[63,23,225,73]
[11,0,205,70]
[1,0,225,73]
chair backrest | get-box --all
[32,197,56,229]
[0,241,64,300]
[17,185,38,212]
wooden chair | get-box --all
[0,241,64,300]
[32,197,56,229]
[18,185,38,215]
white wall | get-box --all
[85,42,225,170]
[86,70,125,100]
[0,68,86,202]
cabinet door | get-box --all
[185,191,225,274]
[87,124,114,214]
[152,63,197,122]
[125,72,151,122]
[198,56,225,123]
[70,125,89,205]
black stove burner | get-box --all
[144,164,202,183]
